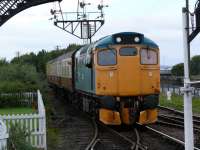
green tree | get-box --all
[171,63,184,76]
[190,55,200,75]
[11,44,82,74]
[0,58,8,66]
[0,64,41,93]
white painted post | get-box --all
[182,8,194,150]
[167,91,172,101]
[37,90,47,150]
[0,119,8,150]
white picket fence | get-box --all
[0,120,8,150]
[161,86,200,98]
[0,92,37,106]
[0,90,47,150]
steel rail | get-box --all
[134,128,148,150]
[159,106,200,120]
[85,118,98,150]
[158,115,200,131]
[97,121,137,148]
[159,114,200,125]
[137,123,200,150]
[97,121,148,150]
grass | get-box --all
[160,93,200,114]
[0,107,36,115]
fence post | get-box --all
[37,90,47,150]
[0,119,8,150]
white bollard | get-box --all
[167,91,172,101]
[0,120,8,150]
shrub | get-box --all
[8,124,36,150]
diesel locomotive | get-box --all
[47,32,160,125]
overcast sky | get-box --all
[0,0,199,66]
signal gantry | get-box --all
[50,0,108,43]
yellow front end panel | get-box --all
[96,68,118,95]
[140,67,160,95]
[94,47,160,97]
[99,108,121,125]
[139,109,158,124]
[118,54,141,96]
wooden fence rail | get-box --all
[0,90,46,150]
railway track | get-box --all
[48,90,97,150]
[144,106,200,149]
[49,91,200,150]
[159,106,200,120]
[85,104,200,150]
[157,114,200,131]
[137,123,200,150]
[50,89,148,150]
[158,106,200,131]
[85,121,147,150]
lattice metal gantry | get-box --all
[0,0,59,27]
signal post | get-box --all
[182,0,200,150]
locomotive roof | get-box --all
[47,32,159,64]
[94,32,159,49]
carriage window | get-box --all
[140,49,158,65]
[119,47,137,56]
[98,49,117,66]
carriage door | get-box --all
[118,47,140,95]
[95,49,118,95]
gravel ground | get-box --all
[47,90,94,150]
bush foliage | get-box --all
[8,124,36,150]
[0,64,40,93]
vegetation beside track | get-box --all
[8,124,36,150]
[0,107,35,115]
[159,93,200,114]
[0,45,81,149]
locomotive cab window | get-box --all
[119,47,137,56]
[140,48,158,65]
[98,49,117,66]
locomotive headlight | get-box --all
[134,36,140,43]
[116,37,122,43]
